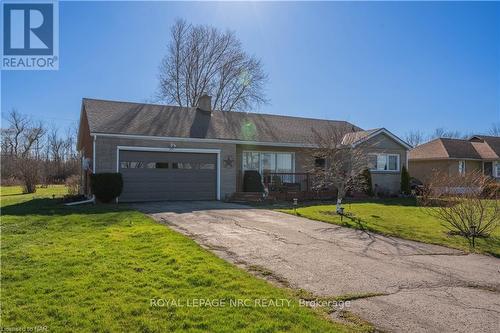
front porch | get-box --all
[233,149,338,202]
[233,171,336,202]
[482,161,500,179]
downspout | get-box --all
[67,135,98,206]
[405,150,409,170]
[92,134,97,173]
[78,149,83,195]
[65,195,95,206]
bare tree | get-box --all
[4,109,28,155]
[1,109,46,193]
[422,171,499,248]
[404,130,425,147]
[158,19,268,112]
[48,128,65,178]
[62,124,80,180]
[41,125,80,184]
[489,122,500,136]
[18,124,46,193]
[307,125,368,213]
[429,128,465,140]
[1,110,44,157]
[1,110,80,191]
[1,128,17,179]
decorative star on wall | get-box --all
[223,155,234,168]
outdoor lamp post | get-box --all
[470,224,477,248]
[338,206,344,222]
[293,198,298,214]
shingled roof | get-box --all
[82,98,361,145]
[470,135,500,158]
[341,128,380,145]
[409,137,500,160]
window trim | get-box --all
[458,160,466,175]
[494,161,500,178]
[242,151,295,175]
[368,153,400,172]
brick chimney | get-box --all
[197,94,212,112]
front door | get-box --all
[484,162,493,176]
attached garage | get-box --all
[118,148,219,202]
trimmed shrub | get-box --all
[243,170,264,192]
[361,168,374,196]
[401,165,411,195]
[90,173,123,203]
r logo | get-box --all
[3,3,54,56]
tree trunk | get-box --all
[336,184,345,214]
[336,198,343,214]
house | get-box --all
[76,96,411,202]
[408,136,500,183]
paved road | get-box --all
[137,201,500,333]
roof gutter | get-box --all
[89,132,319,148]
[408,157,486,161]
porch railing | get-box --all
[235,171,336,201]
[263,172,310,192]
[236,171,310,192]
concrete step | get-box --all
[229,192,265,202]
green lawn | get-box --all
[1,186,368,332]
[0,184,68,203]
[279,198,500,257]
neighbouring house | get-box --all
[408,136,500,183]
[76,96,410,202]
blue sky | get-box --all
[2,1,499,138]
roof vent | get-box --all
[197,94,212,112]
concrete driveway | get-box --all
[136,201,500,333]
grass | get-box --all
[0,186,370,332]
[278,198,500,257]
[0,184,68,204]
